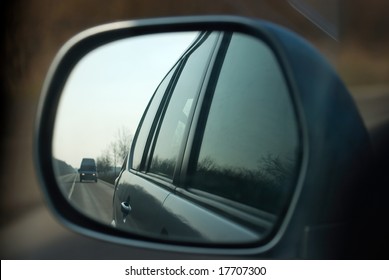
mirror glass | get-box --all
[52,31,301,245]
[52,32,198,223]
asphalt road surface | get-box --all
[58,173,114,225]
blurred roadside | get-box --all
[0,96,42,226]
[352,85,389,129]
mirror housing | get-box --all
[35,16,372,257]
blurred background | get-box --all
[1,0,388,258]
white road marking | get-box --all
[68,174,77,200]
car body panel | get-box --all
[113,170,169,237]
[161,190,262,243]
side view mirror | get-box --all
[35,16,372,257]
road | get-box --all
[58,173,114,225]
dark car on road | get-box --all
[79,158,98,182]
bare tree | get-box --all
[110,127,133,175]
[96,149,112,174]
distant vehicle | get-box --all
[78,158,98,182]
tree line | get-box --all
[96,127,133,184]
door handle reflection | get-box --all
[121,201,132,215]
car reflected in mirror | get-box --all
[51,30,301,245]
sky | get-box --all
[52,31,198,168]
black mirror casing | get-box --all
[35,16,372,258]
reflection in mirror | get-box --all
[52,31,301,245]
[52,32,199,224]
